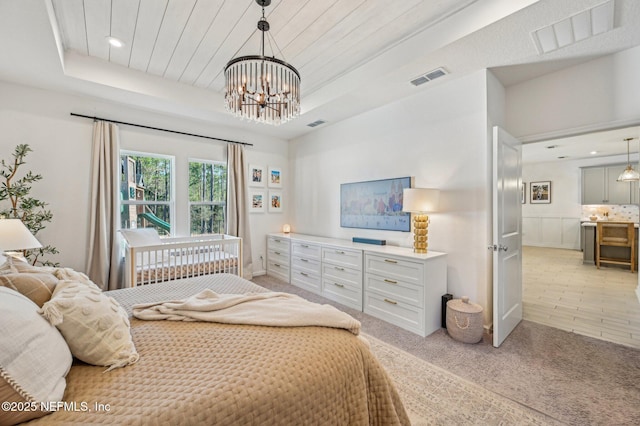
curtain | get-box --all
[86,121,121,290]
[227,144,253,279]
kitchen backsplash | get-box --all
[582,204,639,222]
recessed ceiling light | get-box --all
[106,36,125,48]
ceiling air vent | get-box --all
[410,67,448,86]
[531,0,614,55]
[307,119,326,128]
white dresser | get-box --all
[266,235,291,282]
[290,240,322,294]
[321,245,363,310]
[266,233,447,336]
[363,247,447,337]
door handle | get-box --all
[488,244,509,252]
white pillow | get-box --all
[119,228,162,247]
[0,287,72,424]
[40,280,139,371]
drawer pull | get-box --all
[384,259,398,264]
[384,279,398,284]
[300,258,309,262]
[383,298,398,305]
[301,244,309,248]
[274,251,281,255]
[334,283,345,288]
[334,266,345,271]
[300,272,308,277]
[274,263,281,267]
[273,239,281,243]
[336,250,345,254]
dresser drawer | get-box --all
[292,256,321,275]
[322,278,362,310]
[291,269,321,294]
[365,274,424,309]
[365,253,424,284]
[268,249,289,266]
[364,292,425,336]
[322,247,362,269]
[268,236,290,253]
[267,260,289,282]
[292,241,320,259]
[322,263,361,287]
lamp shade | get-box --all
[0,219,42,251]
[402,188,440,213]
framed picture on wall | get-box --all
[268,167,282,188]
[249,164,265,187]
[249,190,265,212]
[530,181,551,204]
[269,191,283,212]
[521,182,526,204]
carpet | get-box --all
[363,333,564,425]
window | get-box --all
[189,159,227,235]
[120,152,174,236]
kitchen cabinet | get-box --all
[581,165,638,205]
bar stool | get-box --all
[596,221,635,272]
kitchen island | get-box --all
[581,221,638,267]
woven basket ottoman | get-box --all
[446,296,484,343]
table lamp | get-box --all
[0,218,42,255]
[402,188,440,253]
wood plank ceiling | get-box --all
[51,0,477,96]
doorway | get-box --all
[521,127,640,349]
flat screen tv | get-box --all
[340,176,412,232]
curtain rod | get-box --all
[69,113,253,147]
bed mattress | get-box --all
[28,274,409,425]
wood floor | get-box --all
[523,245,640,349]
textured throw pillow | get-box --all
[0,273,58,307]
[3,256,53,274]
[0,257,16,275]
[0,287,72,425]
[40,280,139,371]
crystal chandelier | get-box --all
[224,0,300,125]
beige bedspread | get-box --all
[28,274,409,425]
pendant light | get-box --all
[617,137,640,182]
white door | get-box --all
[492,126,523,347]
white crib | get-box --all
[121,229,243,287]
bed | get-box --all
[1,265,408,425]
[120,229,242,286]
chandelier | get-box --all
[224,0,301,125]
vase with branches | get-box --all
[0,144,59,266]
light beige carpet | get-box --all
[364,333,564,426]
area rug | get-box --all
[363,333,564,425]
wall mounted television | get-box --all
[340,176,412,232]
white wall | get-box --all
[506,45,640,140]
[0,81,289,275]
[290,71,493,321]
